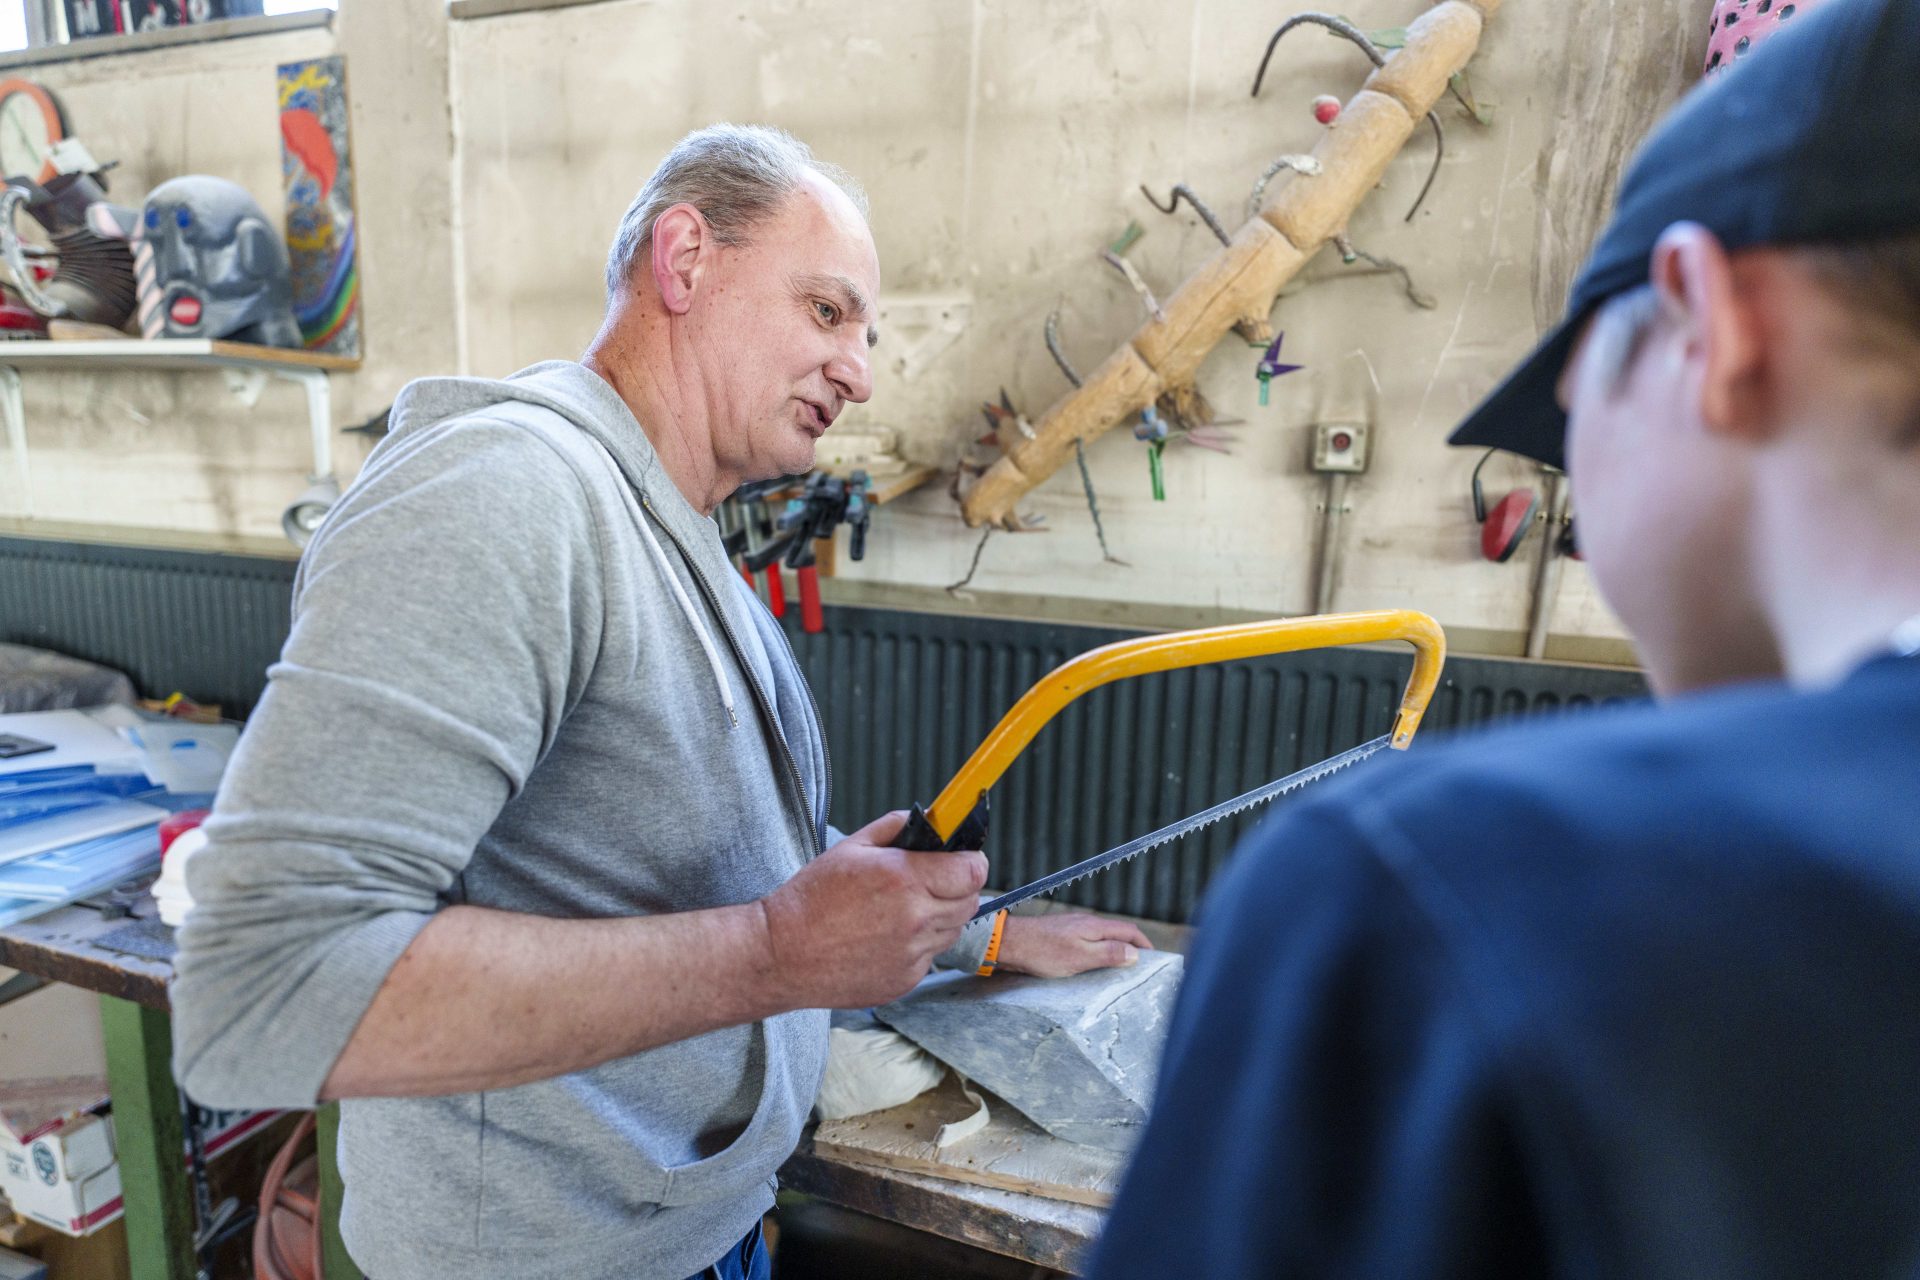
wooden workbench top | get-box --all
[0,900,172,1010]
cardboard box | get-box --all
[0,1105,279,1238]
[0,981,114,1238]
[0,978,278,1236]
[0,1114,117,1238]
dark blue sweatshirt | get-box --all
[1088,652,1920,1279]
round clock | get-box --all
[0,79,68,185]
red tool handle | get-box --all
[765,567,786,618]
[798,565,824,634]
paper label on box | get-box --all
[28,1143,55,1186]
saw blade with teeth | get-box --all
[973,733,1393,921]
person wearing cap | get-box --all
[1087,0,1920,1274]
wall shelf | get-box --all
[0,338,356,543]
[0,337,357,373]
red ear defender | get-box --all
[1482,489,1541,562]
[1471,448,1540,563]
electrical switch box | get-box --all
[1310,422,1370,473]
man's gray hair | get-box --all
[605,124,869,298]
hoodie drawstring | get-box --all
[584,439,738,728]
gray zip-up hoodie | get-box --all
[169,361,991,1279]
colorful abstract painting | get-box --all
[277,56,360,358]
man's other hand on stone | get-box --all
[998,913,1153,978]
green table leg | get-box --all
[99,996,193,1280]
[316,1102,362,1280]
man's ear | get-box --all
[649,203,708,316]
[1650,222,1768,443]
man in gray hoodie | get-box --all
[168,124,1150,1279]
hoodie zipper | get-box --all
[641,495,824,857]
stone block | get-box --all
[874,950,1184,1152]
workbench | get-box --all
[0,894,1177,1278]
[0,898,360,1280]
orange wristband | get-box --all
[975,909,1009,976]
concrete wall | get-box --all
[0,0,454,551]
[1,0,1708,657]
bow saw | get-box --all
[895,610,1446,918]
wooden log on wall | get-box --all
[962,0,1504,530]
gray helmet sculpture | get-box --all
[135,176,300,348]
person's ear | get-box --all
[1650,222,1769,442]
[649,204,708,316]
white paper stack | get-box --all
[0,710,144,779]
[0,709,200,928]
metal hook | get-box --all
[1044,308,1083,389]
[947,527,995,594]
[1138,183,1232,247]
[1252,11,1386,88]
[1045,309,1127,565]
[1332,234,1437,309]
[1249,11,1447,223]
[1101,249,1166,324]
[1248,154,1324,219]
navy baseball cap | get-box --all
[1450,0,1920,469]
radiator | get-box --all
[784,608,1645,922]
[1,536,1647,920]
[0,538,297,717]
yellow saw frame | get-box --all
[897,611,1445,918]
